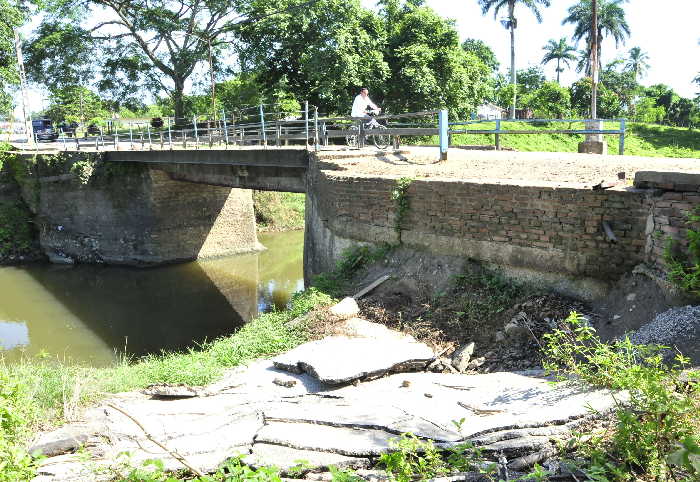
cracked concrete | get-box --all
[30,323,622,481]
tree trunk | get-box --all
[556,59,561,83]
[172,78,186,126]
[509,2,516,120]
[590,0,598,119]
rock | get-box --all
[451,342,475,372]
[626,293,637,302]
[142,383,200,398]
[273,377,297,388]
[28,435,90,457]
[245,443,369,472]
[400,380,411,387]
[341,318,413,341]
[47,252,75,265]
[467,357,486,370]
[272,336,435,385]
[329,297,359,320]
[504,322,527,339]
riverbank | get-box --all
[253,191,305,232]
[8,244,699,481]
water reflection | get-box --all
[0,230,304,366]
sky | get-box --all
[359,0,699,97]
[15,0,700,118]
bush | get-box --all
[543,312,700,480]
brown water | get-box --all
[0,231,304,367]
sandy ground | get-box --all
[320,147,700,187]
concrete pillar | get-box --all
[578,120,608,155]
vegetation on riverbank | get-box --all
[435,121,700,158]
[253,191,305,232]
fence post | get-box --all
[147,124,152,150]
[259,104,267,147]
[618,118,626,156]
[304,101,309,148]
[494,119,502,150]
[439,109,448,161]
[222,110,229,146]
[193,116,199,149]
[129,124,133,150]
[276,121,281,147]
[114,133,118,150]
[167,118,173,149]
[313,107,319,151]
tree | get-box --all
[26,0,282,121]
[42,85,107,123]
[0,0,27,114]
[462,38,500,73]
[600,61,638,113]
[526,81,571,118]
[381,2,490,118]
[570,77,622,118]
[562,0,630,75]
[235,0,389,115]
[515,65,545,93]
[478,0,551,119]
[541,37,576,83]
[625,46,649,81]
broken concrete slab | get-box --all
[246,443,370,472]
[272,336,435,385]
[255,422,396,457]
[329,297,360,320]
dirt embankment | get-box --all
[339,248,698,371]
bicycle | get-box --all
[345,112,390,150]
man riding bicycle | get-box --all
[351,87,381,126]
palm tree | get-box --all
[562,0,630,75]
[541,37,577,83]
[625,47,649,81]
[479,0,552,119]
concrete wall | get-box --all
[305,154,669,300]
[9,153,261,265]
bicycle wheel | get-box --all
[371,125,390,150]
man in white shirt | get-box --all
[351,87,381,118]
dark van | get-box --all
[31,119,59,141]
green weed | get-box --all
[253,191,305,232]
[542,312,700,480]
[313,243,393,297]
[664,207,700,296]
[391,177,413,240]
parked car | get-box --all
[31,119,59,141]
[58,121,79,137]
[86,124,102,135]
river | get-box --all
[0,230,304,367]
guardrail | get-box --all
[448,118,627,155]
[51,105,626,158]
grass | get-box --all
[253,191,305,232]
[417,121,700,158]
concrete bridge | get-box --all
[107,148,310,193]
[5,146,700,300]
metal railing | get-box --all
[449,118,627,155]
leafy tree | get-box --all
[26,0,259,122]
[632,96,665,123]
[562,0,630,75]
[42,85,107,123]
[541,37,576,83]
[624,46,649,81]
[570,77,622,118]
[515,65,545,94]
[478,0,551,119]
[525,81,571,118]
[462,38,500,73]
[236,0,388,116]
[381,2,490,118]
[0,0,27,114]
[599,61,638,113]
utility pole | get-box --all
[590,0,598,119]
[14,31,33,147]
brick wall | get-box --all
[636,172,700,270]
[312,170,650,283]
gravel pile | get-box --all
[630,305,700,363]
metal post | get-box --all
[61,133,66,150]
[619,118,626,156]
[129,124,133,149]
[160,132,164,149]
[115,133,118,150]
[259,104,267,147]
[222,110,229,146]
[439,109,448,161]
[147,124,152,149]
[167,118,173,149]
[358,119,365,148]
[193,116,199,148]
[304,101,309,148]
[495,119,501,151]
[313,106,319,151]
[95,136,99,151]
[75,135,80,151]
[275,121,281,147]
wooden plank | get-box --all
[353,274,391,299]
